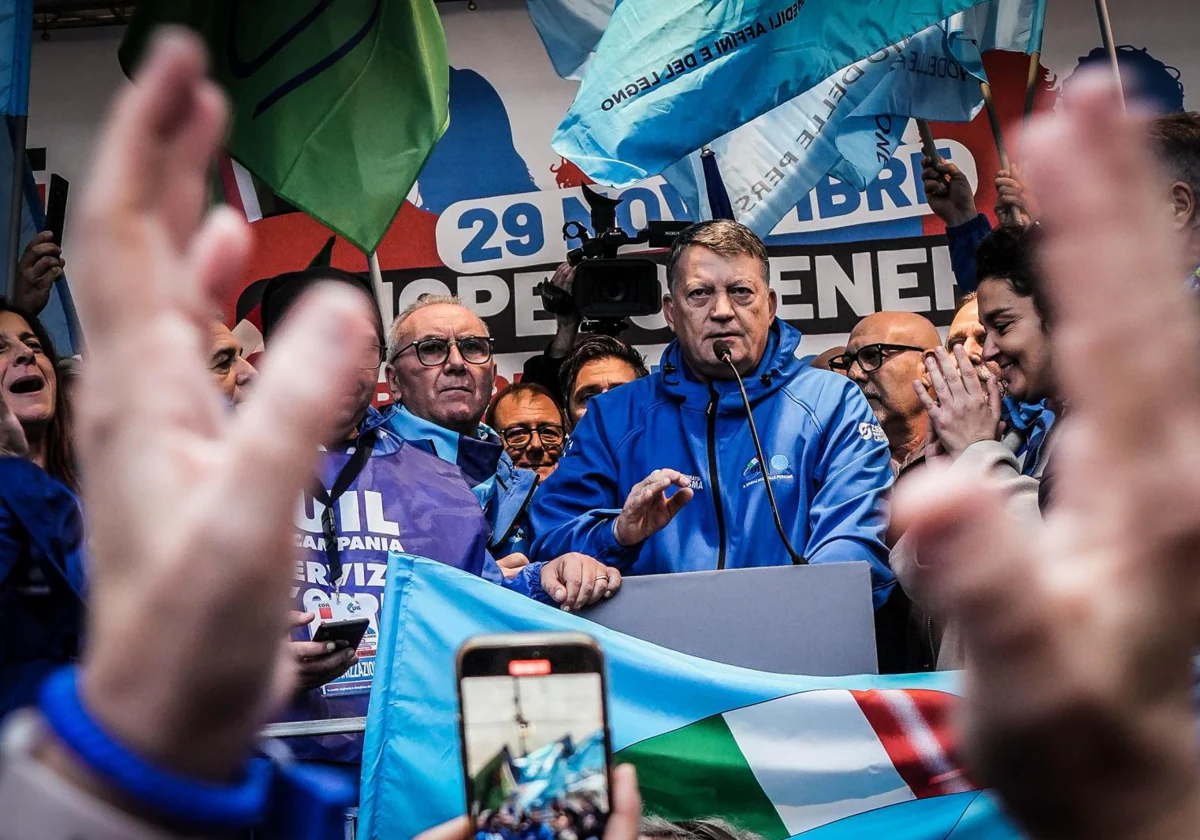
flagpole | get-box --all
[1094,0,1126,110]
[980,82,1022,227]
[4,116,27,302]
[1023,0,1048,132]
[1023,50,1042,126]
[367,250,390,328]
[980,83,1011,172]
[916,119,938,162]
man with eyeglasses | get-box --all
[833,312,941,475]
[380,294,619,594]
[486,382,566,480]
[255,271,593,779]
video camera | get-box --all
[536,184,691,336]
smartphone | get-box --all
[458,632,612,840]
[44,175,68,248]
[311,617,370,649]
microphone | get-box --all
[713,340,806,565]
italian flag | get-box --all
[618,688,972,839]
[357,557,1020,840]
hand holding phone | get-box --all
[288,611,360,692]
[312,617,370,649]
[458,633,614,839]
[414,767,641,840]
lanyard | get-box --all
[311,429,377,595]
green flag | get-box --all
[119,0,449,254]
[472,745,517,815]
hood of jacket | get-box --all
[657,319,802,413]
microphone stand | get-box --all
[714,341,806,566]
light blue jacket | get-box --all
[377,405,541,560]
[529,320,897,608]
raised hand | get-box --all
[896,73,1200,840]
[915,344,1002,458]
[921,155,977,228]
[64,30,373,782]
[614,468,694,547]
[14,231,65,315]
[994,165,1038,227]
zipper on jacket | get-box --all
[707,391,728,570]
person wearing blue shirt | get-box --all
[253,270,619,770]
[381,296,619,605]
[529,220,896,609]
[0,304,84,720]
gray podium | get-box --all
[581,561,878,676]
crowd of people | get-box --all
[3,27,1200,840]
[475,799,606,840]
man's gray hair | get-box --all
[386,293,486,362]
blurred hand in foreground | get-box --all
[58,29,373,784]
[896,73,1200,840]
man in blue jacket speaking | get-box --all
[529,220,897,609]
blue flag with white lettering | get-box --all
[550,0,991,187]
[659,0,1045,237]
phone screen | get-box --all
[461,660,610,840]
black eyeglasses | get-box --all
[390,335,494,367]
[829,343,926,373]
[500,424,565,449]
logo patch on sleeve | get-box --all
[858,422,888,443]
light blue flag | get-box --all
[358,555,1021,839]
[660,0,1044,238]
[550,0,990,187]
[0,0,80,355]
[0,134,82,356]
[513,739,573,809]
[526,0,617,80]
[0,0,31,117]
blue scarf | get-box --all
[379,405,502,505]
[1003,397,1057,477]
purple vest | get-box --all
[286,433,489,763]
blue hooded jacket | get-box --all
[0,458,85,718]
[376,405,541,560]
[529,320,896,608]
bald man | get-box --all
[810,345,846,374]
[837,312,941,473]
[944,293,988,368]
